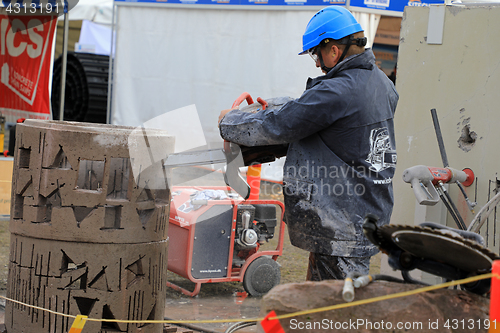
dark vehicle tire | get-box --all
[243,256,280,297]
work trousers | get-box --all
[306,252,371,281]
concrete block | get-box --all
[7,120,174,333]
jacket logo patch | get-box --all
[365,127,397,172]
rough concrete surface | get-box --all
[6,120,174,333]
[261,280,490,333]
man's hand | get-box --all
[218,107,238,125]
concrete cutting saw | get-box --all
[164,93,289,297]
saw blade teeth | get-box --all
[376,223,500,268]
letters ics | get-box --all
[1,18,44,58]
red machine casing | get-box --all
[167,185,285,296]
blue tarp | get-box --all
[350,0,444,14]
[114,0,345,6]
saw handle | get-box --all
[256,97,268,110]
[232,92,268,110]
[232,92,254,108]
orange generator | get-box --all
[166,185,285,297]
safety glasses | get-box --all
[307,46,320,62]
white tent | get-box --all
[109,4,381,138]
[62,0,113,24]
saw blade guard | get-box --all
[362,215,498,294]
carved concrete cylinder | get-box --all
[6,120,174,333]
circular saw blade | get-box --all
[377,224,499,273]
[392,230,491,272]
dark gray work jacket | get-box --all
[220,49,398,257]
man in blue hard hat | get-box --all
[219,6,398,281]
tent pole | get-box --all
[59,12,69,121]
[106,2,117,125]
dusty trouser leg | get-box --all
[306,252,370,281]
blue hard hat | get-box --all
[299,6,363,55]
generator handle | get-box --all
[232,92,268,111]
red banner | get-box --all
[1,15,57,120]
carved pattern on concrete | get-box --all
[6,120,174,333]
